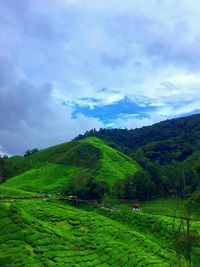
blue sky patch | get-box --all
[70,97,157,124]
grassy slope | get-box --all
[142,197,184,217]
[80,137,138,184]
[1,190,199,266]
[85,198,200,266]
[104,197,185,217]
[4,137,138,192]
[0,185,37,198]
[0,199,182,267]
[5,164,84,193]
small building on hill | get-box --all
[132,203,140,211]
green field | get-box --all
[0,185,37,198]
[0,198,190,267]
[0,193,200,266]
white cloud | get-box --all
[109,114,166,130]
[0,0,200,154]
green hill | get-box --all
[75,114,200,165]
[3,137,138,194]
[74,114,200,198]
[1,130,200,266]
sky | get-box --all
[1,0,200,155]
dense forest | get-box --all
[74,114,200,200]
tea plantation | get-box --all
[1,136,200,266]
[0,198,187,267]
[4,137,138,193]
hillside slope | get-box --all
[3,137,138,194]
[0,199,185,267]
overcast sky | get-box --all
[1,0,200,155]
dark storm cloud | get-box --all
[0,56,52,130]
[0,55,103,155]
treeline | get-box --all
[65,158,199,201]
[24,148,38,157]
[74,114,200,165]
[65,162,167,201]
[65,170,154,201]
[0,156,8,183]
[0,148,39,182]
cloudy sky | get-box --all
[1,0,200,155]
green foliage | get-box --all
[0,141,102,183]
[2,138,138,200]
[0,187,199,266]
[0,185,37,198]
[80,137,138,185]
[75,114,200,165]
[5,163,83,193]
[0,199,188,266]
[141,197,184,216]
[75,114,200,198]
[101,194,117,209]
[112,180,125,199]
[66,173,109,199]
[0,157,5,182]
[93,197,200,266]
[186,189,200,217]
[111,169,156,200]
[124,170,154,200]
